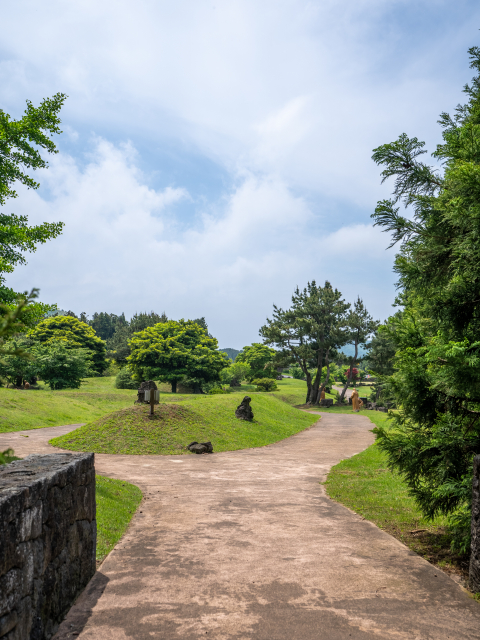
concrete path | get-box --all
[1,415,480,639]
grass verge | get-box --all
[50,393,319,455]
[96,475,142,564]
[324,410,470,584]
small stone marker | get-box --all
[187,441,213,454]
[235,396,254,421]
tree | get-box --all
[235,343,276,380]
[338,297,378,402]
[107,311,167,364]
[127,320,229,393]
[260,281,350,404]
[0,93,66,294]
[219,361,251,386]
[28,315,107,375]
[0,337,36,386]
[33,343,93,390]
[370,44,480,547]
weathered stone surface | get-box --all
[470,455,480,592]
[0,453,96,640]
[187,442,213,454]
[135,381,158,404]
[235,396,253,421]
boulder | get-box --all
[235,396,254,421]
[187,441,213,454]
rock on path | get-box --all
[1,415,479,639]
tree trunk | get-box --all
[309,343,324,405]
[339,339,358,403]
[315,352,331,403]
[171,380,177,393]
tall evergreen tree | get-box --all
[260,281,349,404]
[371,44,480,546]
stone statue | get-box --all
[320,388,326,401]
[235,396,254,421]
[351,389,363,412]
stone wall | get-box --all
[0,453,96,640]
[470,455,480,592]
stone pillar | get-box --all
[0,453,96,639]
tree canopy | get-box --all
[260,281,349,404]
[0,94,66,294]
[127,319,228,393]
[235,343,276,380]
[28,315,107,375]
[371,44,480,549]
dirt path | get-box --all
[1,415,479,639]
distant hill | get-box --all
[220,348,240,362]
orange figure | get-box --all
[351,389,363,412]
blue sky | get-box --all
[2,0,480,348]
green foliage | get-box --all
[115,366,138,390]
[235,343,276,380]
[33,343,93,390]
[253,378,278,392]
[219,361,251,386]
[29,315,107,375]
[0,94,66,284]
[0,337,36,386]
[0,448,20,464]
[260,281,350,404]
[208,386,231,394]
[106,311,167,363]
[371,44,480,547]
[338,297,378,402]
[289,364,304,380]
[128,319,228,393]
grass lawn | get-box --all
[0,376,321,433]
[324,409,470,582]
[50,392,319,455]
[96,475,142,564]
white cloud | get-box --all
[7,140,396,345]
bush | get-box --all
[208,386,231,395]
[0,448,20,465]
[289,365,304,380]
[115,366,138,389]
[253,378,278,392]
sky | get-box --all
[2,0,480,348]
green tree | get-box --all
[0,337,36,386]
[235,343,276,380]
[338,297,378,402]
[260,281,350,404]
[29,315,107,375]
[33,342,93,390]
[0,93,66,294]
[127,320,229,393]
[371,44,480,547]
[219,361,251,386]
[107,311,167,364]
[115,365,138,390]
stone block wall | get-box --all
[0,453,96,639]
[470,454,480,592]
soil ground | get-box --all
[1,415,479,639]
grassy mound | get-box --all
[50,393,319,455]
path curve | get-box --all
[1,416,479,639]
